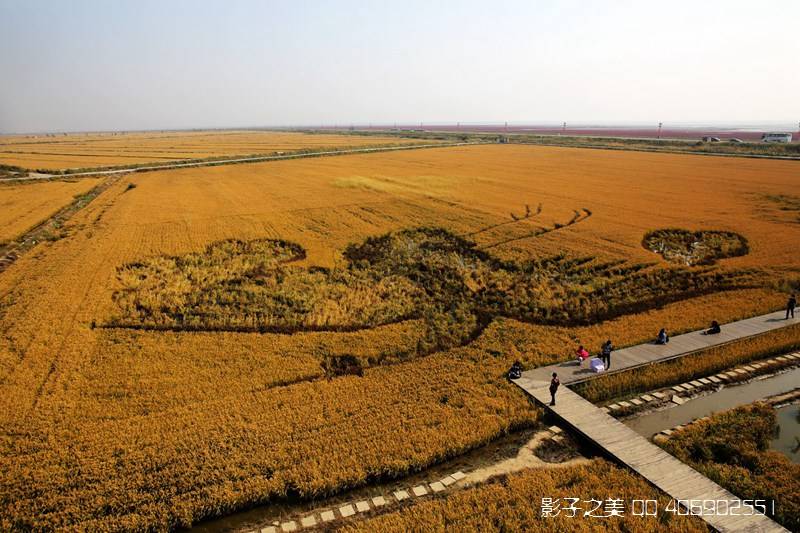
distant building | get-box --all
[761,132,793,143]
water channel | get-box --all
[625,367,800,462]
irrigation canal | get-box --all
[625,367,800,462]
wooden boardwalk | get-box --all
[513,383,787,532]
[513,310,796,532]
[520,309,796,388]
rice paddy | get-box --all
[1,142,798,530]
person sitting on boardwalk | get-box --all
[507,360,523,380]
[704,320,721,335]
[549,372,560,406]
[601,339,614,369]
[787,294,796,320]
[575,345,590,365]
[656,328,669,345]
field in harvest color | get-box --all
[0,178,100,244]
[341,460,707,532]
[0,130,432,170]
[1,144,799,530]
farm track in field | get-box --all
[0,176,126,401]
[2,141,481,180]
[479,208,592,250]
[507,140,800,161]
[0,176,120,276]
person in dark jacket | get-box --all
[601,339,614,369]
[549,372,560,406]
[787,294,796,320]
[656,328,669,345]
[704,320,721,335]
[507,360,523,380]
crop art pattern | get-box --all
[111,238,422,333]
[111,227,758,354]
[643,229,749,266]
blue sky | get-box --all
[1,0,798,132]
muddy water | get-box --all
[771,404,800,463]
[625,367,800,444]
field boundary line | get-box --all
[4,142,487,180]
[0,176,120,277]
[511,141,800,161]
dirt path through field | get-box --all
[0,176,119,274]
[194,427,591,532]
[5,142,478,180]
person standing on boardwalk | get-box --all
[788,294,796,319]
[601,339,614,369]
[549,372,560,406]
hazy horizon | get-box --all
[3,121,800,137]
[1,0,798,134]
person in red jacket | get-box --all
[575,345,590,365]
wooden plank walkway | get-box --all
[514,382,787,532]
[512,310,796,532]
[520,309,796,388]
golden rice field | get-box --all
[1,143,799,530]
[342,460,707,532]
[0,178,100,244]
[0,130,431,170]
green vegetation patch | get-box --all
[660,404,799,530]
[0,164,28,180]
[643,228,748,266]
